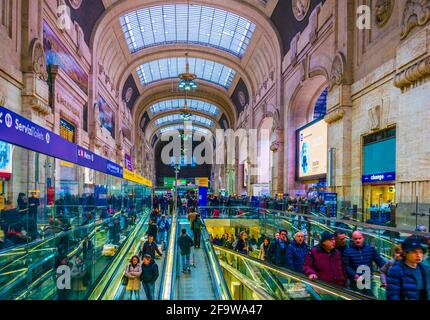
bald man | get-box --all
[286,231,308,273]
[343,231,386,295]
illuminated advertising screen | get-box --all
[297,118,328,180]
[0,141,13,179]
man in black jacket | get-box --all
[141,254,159,300]
[141,235,163,260]
[177,229,194,273]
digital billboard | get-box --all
[297,118,328,180]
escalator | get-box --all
[214,245,374,300]
[160,216,231,300]
[0,209,151,300]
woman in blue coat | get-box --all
[386,237,430,300]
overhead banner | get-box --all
[297,118,328,180]
[195,177,209,188]
[77,146,107,173]
[125,154,133,171]
[107,161,123,178]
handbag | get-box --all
[122,265,130,286]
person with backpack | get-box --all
[141,235,163,260]
[177,229,194,273]
[386,237,430,300]
[193,214,204,249]
[124,255,142,300]
[140,254,159,301]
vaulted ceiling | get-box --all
[67,0,283,147]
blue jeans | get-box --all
[142,282,155,300]
[181,254,191,271]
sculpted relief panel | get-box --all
[375,0,394,27]
[292,0,311,22]
[400,0,430,40]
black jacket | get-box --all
[147,224,158,239]
[177,234,194,255]
[140,260,159,284]
[141,241,162,259]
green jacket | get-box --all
[193,218,203,230]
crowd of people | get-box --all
[221,227,430,300]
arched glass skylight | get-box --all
[150,99,219,116]
[155,114,214,127]
[136,57,236,88]
[120,4,256,58]
[159,124,210,136]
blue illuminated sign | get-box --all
[362,172,396,183]
[0,106,124,179]
[0,106,76,162]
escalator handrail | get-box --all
[159,213,178,300]
[213,245,375,300]
[202,229,230,298]
[199,206,430,238]
[85,210,150,300]
[201,223,232,300]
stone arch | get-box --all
[285,73,329,193]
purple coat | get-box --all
[303,246,347,287]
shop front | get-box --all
[362,128,396,225]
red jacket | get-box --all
[303,246,347,287]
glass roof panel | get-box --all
[149,99,220,116]
[159,124,210,136]
[120,4,256,58]
[155,113,214,127]
[136,57,236,88]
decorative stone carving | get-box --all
[394,56,430,89]
[30,97,51,115]
[270,141,281,152]
[329,52,347,90]
[75,22,84,57]
[94,102,101,127]
[309,4,321,44]
[238,91,246,107]
[0,85,6,106]
[324,107,345,124]
[292,0,310,21]
[375,0,394,28]
[368,105,381,131]
[69,0,82,10]
[31,39,48,81]
[400,0,430,40]
[290,33,300,65]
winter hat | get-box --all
[320,231,334,243]
[401,237,427,254]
